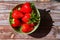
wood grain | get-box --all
[0,2,60,26]
[0,1,60,40]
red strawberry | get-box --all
[22,24,33,33]
[12,10,24,19]
[25,13,31,18]
[11,19,21,27]
[29,23,34,27]
[22,13,31,23]
[20,2,32,13]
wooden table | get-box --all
[0,1,60,40]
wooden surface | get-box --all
[0,1,60,40]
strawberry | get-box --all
[12,10,24,19]
[25,13,31,18]
[22,24,33,33]
[22,13,31,23]
[20,2,32,13]
[11,19,21,27]
[29,23,34,27]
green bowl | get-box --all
[9,2,40,34]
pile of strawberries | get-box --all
[11,2,34,33]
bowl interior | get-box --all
[9,3,40,34]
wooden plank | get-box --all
[0,20,9,25]
[0,25,56,39]
[51,2,60,6]
[53,22,60,26]
[50,10,60,14]
[0,10,10,13]
[53,19,60,22]
[0,14,9,20]
[0,14,9,25]
[0,4,17,11]
[50,14,60,19]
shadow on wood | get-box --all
[29,9,54,38]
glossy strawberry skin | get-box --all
[12,10,24,19]
[22,13,31,23]
[25,13,31,18]
[11,19,21,27]
[22,24,33,33]
[20,2,32,13]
